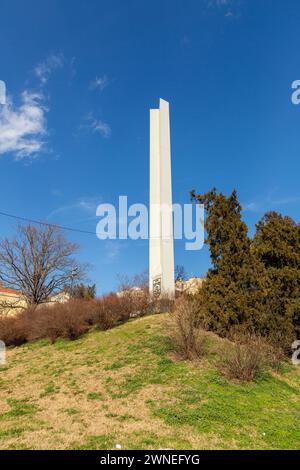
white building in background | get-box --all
[175,277,205,296]
[0,283,70,316]
[0,284,26,316]
[149,99,175,298]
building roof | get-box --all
[0,285,20,296]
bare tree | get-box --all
[117,270,149,292]
[175,265,188,282]
[0,224,85,306]
[66,283,96,300]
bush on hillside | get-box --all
[29,302,90,343]
[149,294,175,315]
[117,289,150,319]
[0,289,151,347]
[214,336,282,382]
[89,294,124,330]
[0,315,28,347]
[169,297,207,360]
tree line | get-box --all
[191,188,300,350]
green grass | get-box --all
[0,313,299,449]
[74,434,116,450]
[4,399,38,418]
[87,391,103,400]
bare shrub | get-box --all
[256,336,285,372]
[117,270,148,292]
[169,297,207,360]
[118,289,150,318]
[0,298,107,346]
[131,289,150,316]
[0,315,28,346]
[265,329,293,359]
[88,289,150,330]
[23,301,89,343]
[0,288,151,347]
[90,295,120,330]
[218,335,271,382]
[149,294,175,314]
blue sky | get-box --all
[0,0,300,294]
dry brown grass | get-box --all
[0,315,210,450]
[0,313,228,450]
[0,314,299,450]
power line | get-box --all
[0,209,176,241]
[0,210,96,236]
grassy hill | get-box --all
[0,313,300,450]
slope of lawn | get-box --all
[0,313,299,450]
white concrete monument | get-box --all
[149,98,175,298]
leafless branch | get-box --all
[0,224,86,305]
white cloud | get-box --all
[47,196,102,220]
[78,197,100,212]
[207,0,240,19]
[0,91,47,159]
[83,114,111,138]
[90,75,109,91]
[34,53,64,85]
[92,119,111,138]
[242,202,259,212]
[0,54,67,160]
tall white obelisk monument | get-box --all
[149,98,175,298]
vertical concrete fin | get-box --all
[149,99,175,298]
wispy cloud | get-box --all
[70,56,77,78]
[208,0,231,6]
[0,91,47,160]
[77,197,101,212]
[104,240,122,263]
[89,75,109,92]
[51,188,62,197]
[47,196,102,221]
[242,202,260,213]
[91,119,111,138]
[242,193,300,213]
[34,53,64,85]
[83,113,111,138]
[207,0,240,18]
